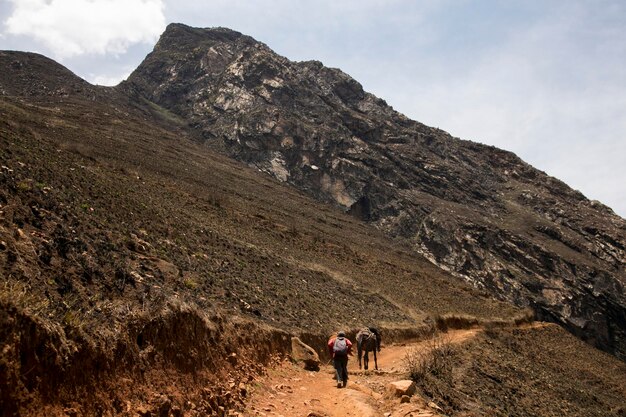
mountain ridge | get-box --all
[124,24,626,359]
[1,25,626,416]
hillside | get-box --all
[0,35,625,417]
[126,23,626,360]
[0,50,520,416]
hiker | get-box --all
[328,330,353,388]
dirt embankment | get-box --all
[0,301,293,417]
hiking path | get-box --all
[243,328,480,417]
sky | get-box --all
[1,0,625,218]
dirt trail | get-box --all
[244,329,480,417]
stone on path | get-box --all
[387,380,416,397]
[291,337,320,370]
[428,401,443,411]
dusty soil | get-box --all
[245,324,626,417]
[245,329,479,417]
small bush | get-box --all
[17,180,33,191]
[435,313,480,331]
[405,333,455,383]
[183,278,198,290]
[483,322,502,339]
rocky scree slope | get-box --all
[0,50,527,415]
[126,23,626,359]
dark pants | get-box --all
[333,356,348,384]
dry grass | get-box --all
[0,280,50,317]
[435,313,480,331]
[435,308,535,332]
[404,332,456,384]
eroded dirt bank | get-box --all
[1,302,293,417]
[0,299,436,417]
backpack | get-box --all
[333,337,348,356]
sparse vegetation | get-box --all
[435,313,480,331]
[405,332,456,384]
[16,179,32,191]
[183,277,198,289]
[0,281,50,316]
[2,48,625,417]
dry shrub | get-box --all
[483,321,503,339]
[435,313,480,332]
[0,280,50,317]
[513,308,535,325]
[405,333,455,383]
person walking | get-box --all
[328,330,353,388]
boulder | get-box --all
[291,337,320,370]
[387,380,416,397]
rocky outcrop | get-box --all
[124,24,626,359]
[290,337,320,370]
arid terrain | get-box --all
[127,24,626,360]
[1,24,625,417]
[246,324,626,417]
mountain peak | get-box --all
[164,22,244,37]
[0,50,94,97]
[155,23,253,51]
[126,24,626,361]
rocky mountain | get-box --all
[125,24,626,359]
[0,50,527,415]
[1,30,626,416]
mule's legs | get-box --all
[364,350,369,370]
[357,341,363,369]
[373,347,378,370]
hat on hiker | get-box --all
[337,331,345,337]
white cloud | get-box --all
[354,2,626,217]
[4,0,165,58]
[90,68,134,86]
[1,0,623,216]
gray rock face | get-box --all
[126,23,626,359]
